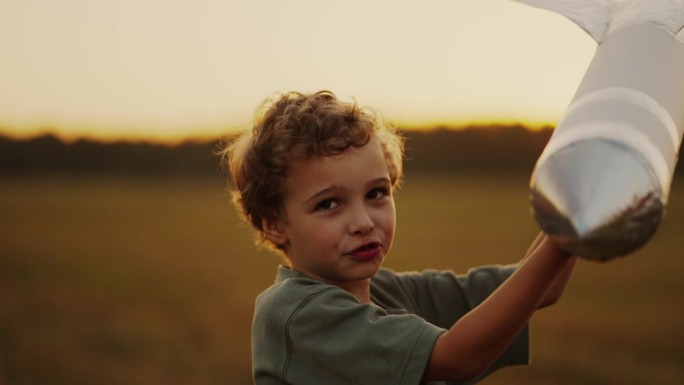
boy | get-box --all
[222,90,577,384]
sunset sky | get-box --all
[0,0,597,143]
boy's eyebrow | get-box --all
[368,177,392,187]
[303,177,391,203]
[304,185,345,204]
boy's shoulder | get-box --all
[254,266,419,322]
[258,265,403,297]
[254,265,358,315]
[252,266,449,385]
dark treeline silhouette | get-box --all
[0,135,221,177]
[1,125,556,177]
[404,124,553,174]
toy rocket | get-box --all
[516,0,684,260]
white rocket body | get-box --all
[518,0,684,260]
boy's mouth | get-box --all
[349,242,382,260]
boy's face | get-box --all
[264,136,396,289]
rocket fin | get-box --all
[513,0,617,42]
[608,0,684,38]
[515,0,684,42]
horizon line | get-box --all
[0,119,557,146]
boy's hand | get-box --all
[529,234,577,308]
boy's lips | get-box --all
[348,241,382,261]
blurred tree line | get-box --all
[0,125,556,176]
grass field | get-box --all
[1,173,683,384]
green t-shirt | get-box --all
[252,264,529,385]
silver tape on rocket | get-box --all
[516,0,684,260]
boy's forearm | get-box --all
[424,236,575,381]
[539,253,577,308]
[523,232,577,308]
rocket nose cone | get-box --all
[531,139,664,261]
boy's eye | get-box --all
[315,199,339,211]
[367,188,389,200]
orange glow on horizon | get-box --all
[0,116,557,145]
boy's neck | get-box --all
[341,281,373,304]
[285,263,375,304]
[290,266,374,304]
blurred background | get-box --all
[2,130,684,385]
[2,1,683,384]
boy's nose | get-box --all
[348,206,374,235]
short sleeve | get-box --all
[372,265,530,382]
[373,265,520,328]
[282,285,445,385]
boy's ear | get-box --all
[262,217,288,246]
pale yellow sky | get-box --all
[0,0,596,142]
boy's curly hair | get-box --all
[220,90,404,249]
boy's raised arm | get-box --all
[422,235,576,382]
[524,232,577,308]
